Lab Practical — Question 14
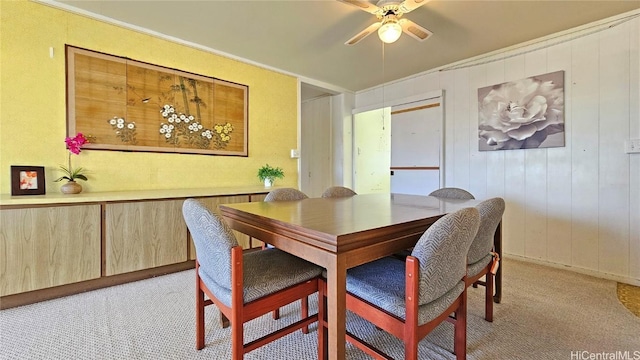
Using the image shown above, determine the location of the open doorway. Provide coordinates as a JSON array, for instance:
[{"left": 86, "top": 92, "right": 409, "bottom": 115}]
[
  {"left": 352, "top": 93, "right": 443, "bottom": 196},
  {"left": 353, "top": 108, "right": 391, "bottom": 194}
]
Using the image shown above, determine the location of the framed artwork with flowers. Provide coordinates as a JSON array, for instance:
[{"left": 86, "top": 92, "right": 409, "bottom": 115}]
[
  {"left": 11, "top": 166, "right": 46, "bottom": 196},
  {"left": 478, "top": 70, "right": 565, "bottom": 151},
  {"left": 65, "top": 45, "right": 248, "bottom": 156}
]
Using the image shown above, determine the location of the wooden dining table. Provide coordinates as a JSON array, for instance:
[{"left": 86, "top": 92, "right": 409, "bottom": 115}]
[{"left": 219, "top": 193, "right": 502, "bottom": 360}]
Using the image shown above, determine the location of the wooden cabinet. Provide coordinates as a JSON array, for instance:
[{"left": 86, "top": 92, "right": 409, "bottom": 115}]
[
  {"left": 0, "top": 187, "right": 271, "bottom": 308},
  {"left": 105, "top": 199, "right": 187, "bottom": 276},
  {"left": 0, "top": 205, "right": 101, "bottom": 296}
]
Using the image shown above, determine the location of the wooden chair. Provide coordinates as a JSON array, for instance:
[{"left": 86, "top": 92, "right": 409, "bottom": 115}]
[
  {"left": 182, "top": 199, "right": 322, "bottom": 359},
  {"left": 264, "top": 187, "right": 309, "bottom": 202},
  {"left": 428, "top": 187, "right": 475, "bottom": 200},
  {"left": 466, "top": 197, "right": 505, "bottom": 322},
  {"left": 262, "top": 187, "right": 311, "bottom": 328},
  {"left": 320, "top": 207, "right": 480, "bottom": 360},
  {"left": 393, "top": 187, "right": 475, "bottom": 260},
  {"left": 393, "top": 188, "right": 475, "bottom": 260},
  {"left": 321, "top": 186, "right": 357, "bottom": 198}
]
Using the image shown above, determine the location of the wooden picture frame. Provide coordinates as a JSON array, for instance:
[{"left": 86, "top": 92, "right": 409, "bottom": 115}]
[
  {"left": 66, "top": 45, "right": 248, "bottom": 156},
  {"left": 11, "top": 166, "right": 46, "bottom": 196}
]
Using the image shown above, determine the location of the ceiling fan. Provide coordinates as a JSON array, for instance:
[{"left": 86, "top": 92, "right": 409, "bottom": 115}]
[{"left": 338, "top": 0, "right": 433, "bottom": 45}]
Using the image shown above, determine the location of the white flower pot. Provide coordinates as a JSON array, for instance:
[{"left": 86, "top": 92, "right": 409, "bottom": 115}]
[{"left": 264, "top": 178, "right": 273, "bottom": 188}]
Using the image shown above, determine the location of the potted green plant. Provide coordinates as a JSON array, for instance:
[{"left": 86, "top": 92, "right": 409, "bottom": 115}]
[{"left": 257, "top": 164, "right": 284, "bottom": 188}]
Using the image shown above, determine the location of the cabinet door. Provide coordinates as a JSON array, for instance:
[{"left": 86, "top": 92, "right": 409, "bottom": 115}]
[
  {"left": 105, "top": 199, "right": 187, "bottom": 275},
  {"left": 249, "top": 194, "right": 267, "bottom": 202},
  {"left": 188, "top": 195, "right": 251, "bottom": 260},
  {"left": 0, "top": 205, "right": 101, "bottom": 296}
]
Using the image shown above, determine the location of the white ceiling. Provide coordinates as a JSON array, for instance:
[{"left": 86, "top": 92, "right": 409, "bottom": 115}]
[{"left": 50, "top": 0, "right": 640, "bottom": 94}]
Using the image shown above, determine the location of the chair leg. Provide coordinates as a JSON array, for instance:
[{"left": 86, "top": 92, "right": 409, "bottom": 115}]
[
  {"left": 454, "top": 290, "right": 467, "bottom": 360},
  {"left": 230, "top": 247, "right": 244, "bottom": 360},
  {"left": 196, "top": 283, "right": 205, "bottom": 350},
  {"left": 485, "top": 273, "right": 494, "bottom": 322},
  {"left": 404, "top": 307, "right": 418, "bottom": 360},
  {"left": 301, "top": 296, "right": 309, "bottom": 334},
  {"left": 404, "top": 336, "right": 419, "bottom": 360},
  {"left": 220, "top": 312, "right": 230, "bottom": 328},
  {"left": 231, "top": 319, "right": 243, "bottom": 360},
  {"left": 195, "top": 262, "right": 206, "bottom": 350},
  {"left": 318, "top": 279, "right": 327, "bottom": 360}
]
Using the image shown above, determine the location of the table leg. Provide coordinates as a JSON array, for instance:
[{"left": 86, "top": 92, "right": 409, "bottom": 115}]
[
  {"left": 326, "top": 255, "right": 347, "bottom": 360},
  {"left": 493, "top": 221, "right": 502, "bottom": 304}
]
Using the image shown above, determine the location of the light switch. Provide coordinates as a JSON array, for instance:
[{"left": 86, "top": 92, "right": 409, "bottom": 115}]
[
  {"left": 290, "top": 149, "right": 300, "bottom": 158},
  {"left": 625, "top": 139, "right": 640, "bottom": 154}
]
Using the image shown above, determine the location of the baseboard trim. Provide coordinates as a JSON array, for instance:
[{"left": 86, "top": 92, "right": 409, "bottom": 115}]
[
  {"left": 0, "top": 261, "right": 195, "bottom": 310},
  {"left": 504, "top": 254, "right": 640, "bottom": 287}
]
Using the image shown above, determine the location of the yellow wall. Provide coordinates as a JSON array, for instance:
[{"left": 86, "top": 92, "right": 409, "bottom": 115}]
[{"left": 0, "top": 1, "right": 299, "bottom": 194}]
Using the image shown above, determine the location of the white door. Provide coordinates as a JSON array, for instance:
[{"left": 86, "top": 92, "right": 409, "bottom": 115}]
[
  {"left": 353, "top": 108, "right": 391, "bottom": 194},
  {"left": 390, "top": 101, "right": 442, "bottom": 195},
  {"left": 301, "top": 96, "right": 332, "bottom": 197}
]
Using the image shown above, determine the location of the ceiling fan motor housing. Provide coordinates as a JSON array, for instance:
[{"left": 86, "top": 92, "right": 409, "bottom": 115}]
[
  {"left": 375, "top": 1, "right": 404, "bottom": 19},
  {"left": 340, "top": 0, "right": 432, "bottom": 45}
]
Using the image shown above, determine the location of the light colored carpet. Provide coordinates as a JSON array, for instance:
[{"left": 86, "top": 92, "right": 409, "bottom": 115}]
[{"left": 1, "top": 258, "right": 638, "bottom": 359}]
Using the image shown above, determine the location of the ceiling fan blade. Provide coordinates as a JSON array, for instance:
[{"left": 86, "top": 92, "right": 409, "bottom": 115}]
[
  {"left": 399, "top": 18, "right": 432, "bottom": 41},
  {"left": 398, "top": 0, "right": 431, "bottom": 14},
  {"left": 345, "top": 21, "right": 382, "bottom": 45},
  {"left": 337, "top": 0, "right": 383, "bottom": 16}
]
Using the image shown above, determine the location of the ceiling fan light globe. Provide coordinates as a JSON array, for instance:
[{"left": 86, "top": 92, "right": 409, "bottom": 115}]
[{"left": 378, "top": 22, "right": 402, "bottom": 43}]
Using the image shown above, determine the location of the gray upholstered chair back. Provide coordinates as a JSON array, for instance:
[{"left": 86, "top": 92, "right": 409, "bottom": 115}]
[
  {"left": 467, "top": 197, "right": 505, "bottom": 265},
  {"left": 411, "top": 207, "right": 480, "bottom": 305},
  {"left": 182, "top": 198, "right": 238, "bottom": 290},
  {"left": 264, "top": 188, "right": 309, "bottom": 202},
  {"left": 321, "top": 186, "right": 357, "bottom": 198},
  {"left": 428, "top": 187, "right": 475, "bottom": 200}
]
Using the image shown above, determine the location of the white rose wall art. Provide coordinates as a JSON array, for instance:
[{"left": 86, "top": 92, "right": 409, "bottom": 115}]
[{"left": 478, "top": 70, "right": 565, "bottom": 151}]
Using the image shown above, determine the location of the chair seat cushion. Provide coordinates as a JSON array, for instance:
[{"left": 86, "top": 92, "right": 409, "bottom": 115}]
[
  {"left": 346, "top": 257, "right": 465, "bottom": 325},
  {"left": 467, "top": 253, "right": 492, "bottom": 278},
  {"left": 200, "top": 248, "right": 323, "bottom": 307}
]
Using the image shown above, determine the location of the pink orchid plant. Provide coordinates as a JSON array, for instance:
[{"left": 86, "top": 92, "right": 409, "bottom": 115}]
[{"left": 55, "top": 133, "right": 89, "bottom": 182}]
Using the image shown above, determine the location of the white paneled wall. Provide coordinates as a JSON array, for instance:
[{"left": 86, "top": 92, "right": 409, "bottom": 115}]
[{"left": 353, "top": 12, "right": 640, "bottom": 285}]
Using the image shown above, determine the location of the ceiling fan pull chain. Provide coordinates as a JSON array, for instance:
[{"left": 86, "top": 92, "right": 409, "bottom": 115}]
[{"left": 381, "top": 42, "right": 386, "bottom": 130}]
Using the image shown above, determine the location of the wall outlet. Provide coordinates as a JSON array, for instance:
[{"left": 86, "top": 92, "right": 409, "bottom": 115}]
[{"left": 625, "top": 139, "right": 640, "bottom": 154}]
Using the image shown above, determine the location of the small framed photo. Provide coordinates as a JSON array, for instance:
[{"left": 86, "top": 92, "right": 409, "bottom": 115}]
[{"left": 11, "top": 166, "right": 46, "bottom": 196}]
